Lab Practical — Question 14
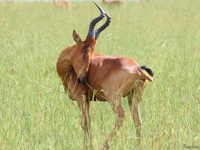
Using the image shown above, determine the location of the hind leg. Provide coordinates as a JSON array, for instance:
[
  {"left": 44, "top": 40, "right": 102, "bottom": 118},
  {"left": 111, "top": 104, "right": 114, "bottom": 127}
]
[
  {"left": 128, "top": 80, "right": 147, "bottom": 146},
  {"left": 102, "top": 96, "right": 125, "bottom": 150}
]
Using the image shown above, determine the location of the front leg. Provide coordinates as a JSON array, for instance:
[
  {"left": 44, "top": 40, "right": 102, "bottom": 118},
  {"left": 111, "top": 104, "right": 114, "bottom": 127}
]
[{"left": 76, "top": 94, "right": 93, "bottom": 150}]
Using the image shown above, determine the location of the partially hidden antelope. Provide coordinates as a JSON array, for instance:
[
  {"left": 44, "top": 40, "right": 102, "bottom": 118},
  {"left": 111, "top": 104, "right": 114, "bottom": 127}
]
[
  {"left": 53, "top": 0, "right": 70, "bottom": 8},
  {"left": 56, "top": 2, "right": 153, "bottom": 150},
  {"left": 102, "top": 0, "right": 124, "bottom": 5}
]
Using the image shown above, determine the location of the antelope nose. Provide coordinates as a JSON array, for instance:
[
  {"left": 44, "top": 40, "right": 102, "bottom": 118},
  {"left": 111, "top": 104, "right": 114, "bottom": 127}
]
[
  {"left": 77, "top": 78, "right": 86, "bottom": 85},
  {"left": 82, "top": 79, "right": 86, "bottom": 85},
  {"left": 77, "top": 78, "right": 82, "bottom": 84}
]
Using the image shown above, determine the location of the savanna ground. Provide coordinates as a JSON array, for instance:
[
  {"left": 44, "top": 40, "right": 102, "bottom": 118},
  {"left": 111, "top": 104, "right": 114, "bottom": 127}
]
[{"left": 0, "top": 0, "right": 200, "bottom": 149}]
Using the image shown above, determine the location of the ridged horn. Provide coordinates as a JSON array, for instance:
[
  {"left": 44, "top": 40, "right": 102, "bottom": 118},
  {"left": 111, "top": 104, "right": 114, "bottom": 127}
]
[{"left": 87, "top": 2, "right": 111, "bottom": 39}]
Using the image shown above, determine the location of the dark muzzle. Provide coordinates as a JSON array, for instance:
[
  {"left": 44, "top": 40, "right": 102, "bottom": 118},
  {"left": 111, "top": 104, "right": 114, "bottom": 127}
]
[{"left": 77, "top": 78, "right": 86, "bottom": 85}]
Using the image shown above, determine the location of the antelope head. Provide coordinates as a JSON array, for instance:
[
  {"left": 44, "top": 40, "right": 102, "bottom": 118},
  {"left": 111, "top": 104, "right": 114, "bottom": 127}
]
[{"left": 71, "top": 2, "right": 111, "bottom": 84}]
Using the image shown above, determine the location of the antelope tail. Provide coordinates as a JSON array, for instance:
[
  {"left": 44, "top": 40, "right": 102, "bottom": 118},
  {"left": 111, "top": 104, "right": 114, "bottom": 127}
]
[{"left": 138, "top": 66, "right": 154, "bottom": 82}]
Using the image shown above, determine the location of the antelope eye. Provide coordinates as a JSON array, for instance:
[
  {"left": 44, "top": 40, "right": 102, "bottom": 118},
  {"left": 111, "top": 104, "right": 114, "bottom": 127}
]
[{"left": 82, "top": 49, "right": 87, "bottom": 53}]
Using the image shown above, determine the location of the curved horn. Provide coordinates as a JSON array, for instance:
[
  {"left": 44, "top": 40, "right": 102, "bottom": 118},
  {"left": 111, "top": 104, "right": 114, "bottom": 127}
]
[
  {"left": 95, "top": 13, "right": 111, "bottom": 39},
  {"left": 94, "top": 1, "right": 105, "bottom": 15},
  {"left": 87, "top": 2, "right": 111, "bottom": 39}
]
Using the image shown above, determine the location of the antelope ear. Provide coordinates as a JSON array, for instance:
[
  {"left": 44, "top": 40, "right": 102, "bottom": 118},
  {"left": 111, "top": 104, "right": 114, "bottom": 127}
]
[{"left": 73, "top": 30, "right": 82, "bottom": 44}]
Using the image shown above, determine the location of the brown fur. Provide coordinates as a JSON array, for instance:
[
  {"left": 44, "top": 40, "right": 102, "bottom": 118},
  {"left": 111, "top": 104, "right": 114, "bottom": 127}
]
[
  {"left": 53, "top": 0, "right": 70, "bottom": 8},
  {"left": 102, "top": 0, "right": 124, "bottom": 5}
]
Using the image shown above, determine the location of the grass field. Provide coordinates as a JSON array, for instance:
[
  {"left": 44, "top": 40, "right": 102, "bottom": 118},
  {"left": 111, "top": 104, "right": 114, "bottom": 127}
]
[{"left": 0, "top": 0, "right": 200, "bottom": 149}]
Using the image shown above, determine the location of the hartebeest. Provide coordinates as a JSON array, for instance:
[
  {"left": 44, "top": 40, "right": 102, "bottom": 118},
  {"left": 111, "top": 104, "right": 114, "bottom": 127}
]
[
  {"left": 56, "top": 2, "right": 153, "bottom": 150},
  {"left": 53, "top": 0, "right": 70, "bottom": 8},
  {"left": 102, "top": 0, "right": 124, "bottom": 5}
]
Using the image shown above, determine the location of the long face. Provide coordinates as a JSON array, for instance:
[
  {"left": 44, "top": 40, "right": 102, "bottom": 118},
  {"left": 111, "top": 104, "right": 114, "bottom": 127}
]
[{"left": 71, "top": 30, "right": 97, "bottom": 84}]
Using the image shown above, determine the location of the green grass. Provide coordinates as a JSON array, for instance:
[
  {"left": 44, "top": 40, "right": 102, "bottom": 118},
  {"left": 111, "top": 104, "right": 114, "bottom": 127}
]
[{"left": 0, "top": 0, "right": 200, "bottom": 149}]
